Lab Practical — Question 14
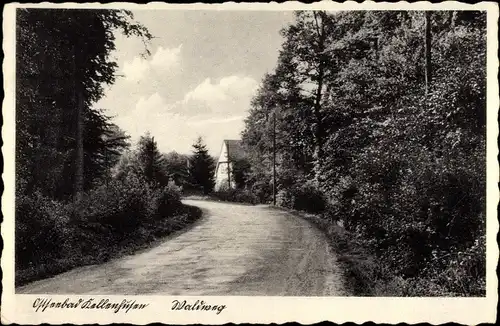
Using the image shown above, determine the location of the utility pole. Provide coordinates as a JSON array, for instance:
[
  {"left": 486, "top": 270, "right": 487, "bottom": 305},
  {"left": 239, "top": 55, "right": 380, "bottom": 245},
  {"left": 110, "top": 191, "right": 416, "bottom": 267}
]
[
  {"left": 272, "top": 110, "right": 277, "bottom": 206},
  {"left": 227, "top": 142, "right": 231, "bottom": 190},
  {"left": 425, "top": 11, "right": 432, "bottom": 97}
]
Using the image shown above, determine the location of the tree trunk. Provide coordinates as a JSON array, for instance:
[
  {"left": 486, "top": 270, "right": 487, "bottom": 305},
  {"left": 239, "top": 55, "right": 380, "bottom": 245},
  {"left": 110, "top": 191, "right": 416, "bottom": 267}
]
[
  {"left": 74, "top": 87, "right": 84, "bottom": 201},
  {"left": 272, "top": 111, "right": 277, "bottom": 205},
  {"left": 313, "top": 64, "right": 325, "bottom": 170},
  {"left": 227, "top": 142, "right": 231, "bottom": 189},
  {"left": 74, "top": 41, "right": 84, "bottom": 201},
  {"left": 312, "top": 11, "right": 327, "bottom": 185}
]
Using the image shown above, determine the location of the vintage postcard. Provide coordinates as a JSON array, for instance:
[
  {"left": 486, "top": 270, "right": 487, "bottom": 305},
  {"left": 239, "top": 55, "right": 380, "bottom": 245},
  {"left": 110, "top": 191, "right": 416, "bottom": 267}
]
[{"left": 1, "top": 1, "right": 498, "bottom": 324}]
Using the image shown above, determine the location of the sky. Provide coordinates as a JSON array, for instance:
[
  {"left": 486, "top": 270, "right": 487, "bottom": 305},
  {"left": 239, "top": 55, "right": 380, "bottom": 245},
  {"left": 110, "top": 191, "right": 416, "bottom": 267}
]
[{"left": 95, "top": 10, "right": 296, "bottom": 155}]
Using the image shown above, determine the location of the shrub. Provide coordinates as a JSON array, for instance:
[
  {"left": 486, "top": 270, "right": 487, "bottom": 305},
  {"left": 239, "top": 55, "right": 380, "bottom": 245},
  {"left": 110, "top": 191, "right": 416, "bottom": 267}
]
[
  {"left": 425, "top": 232, "right": 486, "bottom": 296},
  {"left": 276, "top": 181, "right": 326, "bottom": 213},
  {"left": 318, "top": 131, "right": 486, "bottom": 294},
  {"left": 16, "top": 174, "right": 202, "bottom": 286},
  {"left": 232, "top": 158, "right": 252, "bottom": 189},
  {"left": 211, "top": 188, "right": 258, "bottom": 204},
  {"left": 15, "top": 192, "right": 67, "bottom": 270},
  {"left": 250, "top": 179, "right": 272, "bottom": 203},
  {"left": 71, "top": 174, "right": 153, "bottom": 237},
  {"left": 154, "top": 181, "right": 183, "bottom": 218}
]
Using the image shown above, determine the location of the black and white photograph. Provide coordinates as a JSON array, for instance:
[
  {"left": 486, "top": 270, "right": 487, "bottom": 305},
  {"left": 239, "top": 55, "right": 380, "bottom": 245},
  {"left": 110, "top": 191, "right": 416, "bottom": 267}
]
[{"left": 1, "top": 2, "right": 498, "bottom": 325}]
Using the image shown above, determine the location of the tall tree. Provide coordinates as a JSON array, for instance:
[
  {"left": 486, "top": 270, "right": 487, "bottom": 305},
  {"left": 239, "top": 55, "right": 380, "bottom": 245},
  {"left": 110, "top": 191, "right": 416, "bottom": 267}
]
[
  {"left": 102, "top": 123, "right": 131, "bottom": 177},
  {"left": 188, "top": 137, "right": 215, "bottom": 195},
  {"left": 16, "top": 8, "right": 152, "bottom": 199},
  {"left": 242, "top": 11, "right": 354, "bottom": 194},
  {"left": 243, "top": 10, "right": 486, "bottom": 294},
  {"left": 137, "top": 133, "right": 167, "bottom": 187},
  {"left": 84, "top": 114, "right": 130, "bottom": 188},
  {"left": 241, "top": 72, "right": 315, "bottom": 199},
  {"left": 277, "top": 11, "right": 342, "bottom": 183}
]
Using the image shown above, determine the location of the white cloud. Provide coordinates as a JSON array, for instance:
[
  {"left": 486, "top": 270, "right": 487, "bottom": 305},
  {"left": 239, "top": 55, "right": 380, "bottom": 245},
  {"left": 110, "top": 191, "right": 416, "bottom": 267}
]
[
  {"left": 122, "top": 44, "right": 182, "bottom": 82},
  {"left": 122, "top": 57, "right": 150, "bottom": 82},
  {"left": 112, "top": 75, "right": 258, "bottom": 154},
  {"left": 184, "top": 76, "right": 258, "bottom": 103},
  {"left": 151, "top": 45, "right": 183, "bottom": 69},
  {"left": 178, "top": 75, "right": 259, "bottom": 115},
  {"left": 135, "top": 92, "right": 166, "bottom": 115},
  {"left": 187, "top": 115, "right": 245, "bottom": 126},
  {"left": 184, "top": 78, "right": 229, "bottom": 103}
]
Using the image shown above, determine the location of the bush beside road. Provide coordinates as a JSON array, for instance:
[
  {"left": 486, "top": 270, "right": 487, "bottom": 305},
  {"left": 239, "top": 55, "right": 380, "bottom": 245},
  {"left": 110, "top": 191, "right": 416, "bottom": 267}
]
[{"left": 15, "top": 175, "right": 202, "bottom": 287}]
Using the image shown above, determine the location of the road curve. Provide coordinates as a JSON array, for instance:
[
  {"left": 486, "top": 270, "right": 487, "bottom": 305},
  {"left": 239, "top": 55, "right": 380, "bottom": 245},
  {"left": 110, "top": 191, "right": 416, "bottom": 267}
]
[{"left": 17, "top": 200, "right": 346, "bottom": 296}]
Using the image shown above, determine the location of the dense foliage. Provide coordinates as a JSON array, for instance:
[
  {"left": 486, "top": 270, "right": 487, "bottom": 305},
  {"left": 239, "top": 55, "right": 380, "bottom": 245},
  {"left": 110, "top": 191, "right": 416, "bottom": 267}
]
[
  {"left": 15, "top": 171, "right": 201, "bottom": 286},
  {"left": 232, "top": 158, "right": 252, "bottom": 189},
  {"left": 16, "top": 134, "right": 200, "bottom": 286},
  {"left": 15, "top": 9, "right": 203, "bottom": 285},
  {"left": 241, "top": 11, "right": 486, "bottom": 296},
  {"left": 163, "top": 151, "right": 190, "bottom": 188},
  {"left": 16, "top": 8, "right": 151, "bottom": 199}
]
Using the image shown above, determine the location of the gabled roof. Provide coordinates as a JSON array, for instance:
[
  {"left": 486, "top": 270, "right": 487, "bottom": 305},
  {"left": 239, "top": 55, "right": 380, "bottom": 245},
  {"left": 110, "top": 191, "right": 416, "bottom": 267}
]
[{"left": 224, "top": 139, "right": 245, "bottom": 161}]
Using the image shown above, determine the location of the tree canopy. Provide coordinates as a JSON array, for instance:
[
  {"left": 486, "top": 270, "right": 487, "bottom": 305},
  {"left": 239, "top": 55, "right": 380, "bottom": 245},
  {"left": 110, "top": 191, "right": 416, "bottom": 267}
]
[
  {"left": 16, "top": 8, "right": 152, "bottom": 200},
  {"left": 242, "top": 10, "right": 486, "bottom": 295}
]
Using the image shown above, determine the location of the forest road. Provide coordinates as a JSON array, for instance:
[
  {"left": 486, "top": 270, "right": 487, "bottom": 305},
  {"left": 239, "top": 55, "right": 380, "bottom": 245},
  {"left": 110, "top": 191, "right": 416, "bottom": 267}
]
[{"left": 17, "top": 200, "right": 346, "bottom": 295}]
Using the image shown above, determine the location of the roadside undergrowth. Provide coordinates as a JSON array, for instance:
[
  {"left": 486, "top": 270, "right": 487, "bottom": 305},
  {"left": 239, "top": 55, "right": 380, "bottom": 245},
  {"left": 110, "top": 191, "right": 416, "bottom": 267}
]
[
  {"left": 270, "top": 206, "right": 391, "bottom": 296},
  {"left": 16, "top": 179, "right": 203, "bottom": 288}
]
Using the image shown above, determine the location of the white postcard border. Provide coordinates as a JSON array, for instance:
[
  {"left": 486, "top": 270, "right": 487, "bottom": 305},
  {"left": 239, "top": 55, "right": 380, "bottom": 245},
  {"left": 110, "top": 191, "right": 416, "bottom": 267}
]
[{"left": 2, "top": 1, "right": 498, "bottom": 324}]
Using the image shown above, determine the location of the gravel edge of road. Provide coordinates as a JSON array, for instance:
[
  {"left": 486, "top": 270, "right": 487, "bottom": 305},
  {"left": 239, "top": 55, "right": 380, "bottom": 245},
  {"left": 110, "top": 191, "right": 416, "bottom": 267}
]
[{"left": 265, "top": 205, "right": 377, "bottom": 296}]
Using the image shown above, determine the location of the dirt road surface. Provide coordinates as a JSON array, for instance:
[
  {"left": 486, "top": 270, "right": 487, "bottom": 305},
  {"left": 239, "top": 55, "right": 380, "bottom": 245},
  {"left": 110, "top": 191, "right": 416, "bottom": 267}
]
[{"left": 17, "top": 200, "right": 346, "bottom": 295}]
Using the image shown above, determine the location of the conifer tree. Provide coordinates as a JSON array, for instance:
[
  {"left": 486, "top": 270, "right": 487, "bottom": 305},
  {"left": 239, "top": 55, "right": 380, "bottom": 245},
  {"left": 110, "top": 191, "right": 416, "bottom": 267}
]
[
  {"left": 137, "top": 133, "right": 167, "bottom": 187},
  {"left": 188, "top": 137, "right": 215, "bottom": 194}
]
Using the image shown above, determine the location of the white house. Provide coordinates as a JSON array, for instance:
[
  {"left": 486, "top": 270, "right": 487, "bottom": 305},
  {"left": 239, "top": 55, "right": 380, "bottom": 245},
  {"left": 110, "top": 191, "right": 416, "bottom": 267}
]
[{"left": 214, "top": 139, "right": 245, "bottom": 191}]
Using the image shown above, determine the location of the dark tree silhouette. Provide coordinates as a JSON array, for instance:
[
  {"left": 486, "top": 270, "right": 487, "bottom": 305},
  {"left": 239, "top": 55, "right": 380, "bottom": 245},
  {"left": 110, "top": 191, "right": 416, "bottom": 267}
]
[
  {"left": 188, "top": 137, "right": 215, "bottom": 195},
  {"left": 16, "top": 8, "right": 151, "bottom": 200},
  {"left": 137, "top": 133, "right": 167, "bottom": 187}
]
